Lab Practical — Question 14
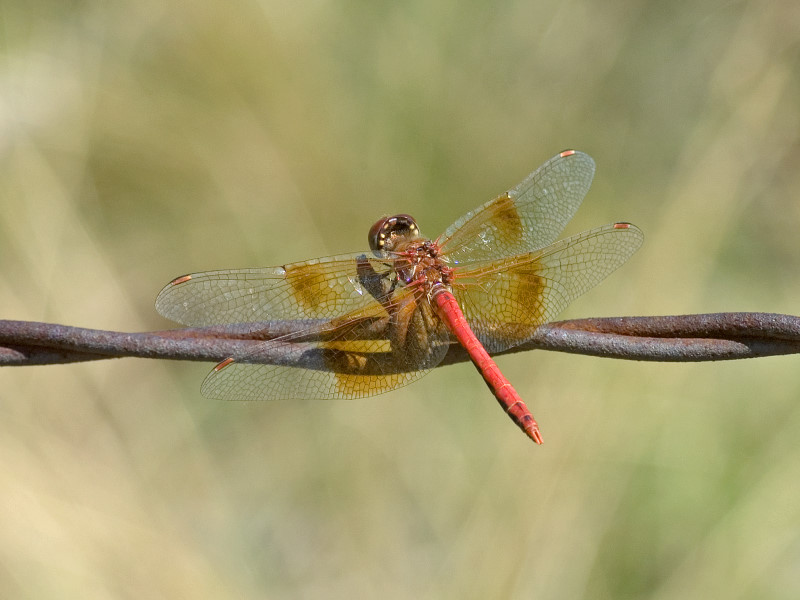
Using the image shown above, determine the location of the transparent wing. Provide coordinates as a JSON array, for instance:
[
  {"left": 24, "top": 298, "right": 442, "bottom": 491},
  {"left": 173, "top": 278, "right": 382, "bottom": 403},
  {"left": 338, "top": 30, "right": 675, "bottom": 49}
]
[
  {"left": 438, "top": 150, "right": 595, "bottom": 264},
  {"left": 155, "top": 253, "right": 398, "bottom": 326},
  {"left": 452, "top": 223, "right": 644, "bottom": 353},
  {"left": 155, "top": 255, "right": 452, "bottom": 400},
  {"left": 199, "top": 295, "right": 451, "bottom": 400}
]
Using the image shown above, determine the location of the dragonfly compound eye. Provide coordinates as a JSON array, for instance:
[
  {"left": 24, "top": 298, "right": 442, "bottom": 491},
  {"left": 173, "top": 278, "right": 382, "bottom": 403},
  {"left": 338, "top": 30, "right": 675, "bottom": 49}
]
[{"left": 368, "top": 214, "right": 420, "bottom": 254}]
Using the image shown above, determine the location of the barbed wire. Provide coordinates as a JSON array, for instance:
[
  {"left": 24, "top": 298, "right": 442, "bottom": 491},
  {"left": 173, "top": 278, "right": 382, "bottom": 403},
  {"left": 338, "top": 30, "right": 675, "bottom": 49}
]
[{"left": 1, "top": 312, "right": 798, "bottom": 370}]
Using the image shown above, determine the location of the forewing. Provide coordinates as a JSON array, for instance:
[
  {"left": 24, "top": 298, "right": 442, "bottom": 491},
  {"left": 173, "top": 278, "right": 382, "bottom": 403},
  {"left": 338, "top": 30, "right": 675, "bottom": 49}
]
[
  {"left": 438, "top": 150, "right": 595, "bottom": 264},
  {"left": 155, "top": 253, "right": 398, "bottom": 327},
  {"left": 452, "top": 223, "right": 643, "bottom": 353}
]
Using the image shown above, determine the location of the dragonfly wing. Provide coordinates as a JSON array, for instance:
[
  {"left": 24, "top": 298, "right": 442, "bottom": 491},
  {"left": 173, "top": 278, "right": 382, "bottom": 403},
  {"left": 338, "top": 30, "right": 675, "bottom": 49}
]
[
  {"left": 438, "top": 150, "right": 595, "bottom": 263},
  {"left": 452, "top": 223, "right": 643, "bottom": 353},
  {"left": 197, "top": 287, "right": 452, "bottom": 400},
  {"left": 155, "top": 253, "right": 399, "bottom": 327}
]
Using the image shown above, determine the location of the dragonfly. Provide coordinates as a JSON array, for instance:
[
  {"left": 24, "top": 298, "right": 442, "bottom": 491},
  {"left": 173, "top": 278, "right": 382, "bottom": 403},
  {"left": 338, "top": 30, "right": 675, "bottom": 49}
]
[{"left": 155, "top": 150, "right": 643, "bottom": 444}]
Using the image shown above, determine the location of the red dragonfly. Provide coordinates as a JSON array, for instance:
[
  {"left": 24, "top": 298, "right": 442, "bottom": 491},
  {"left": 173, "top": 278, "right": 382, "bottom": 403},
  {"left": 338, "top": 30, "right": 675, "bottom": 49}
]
[{"left": 156, "top": 150, "right": 642, "bottom": 444}]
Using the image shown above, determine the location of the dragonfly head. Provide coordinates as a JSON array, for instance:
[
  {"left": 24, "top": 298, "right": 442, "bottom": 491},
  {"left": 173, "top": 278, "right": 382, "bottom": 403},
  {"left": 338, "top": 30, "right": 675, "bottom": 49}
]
[{"left": 368, "top": 214, "right": 421, "bottom": 255}]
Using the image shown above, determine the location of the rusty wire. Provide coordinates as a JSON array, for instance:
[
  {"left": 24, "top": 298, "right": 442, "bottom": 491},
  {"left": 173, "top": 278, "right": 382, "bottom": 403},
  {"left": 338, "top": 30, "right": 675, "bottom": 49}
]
[{"left": 1, "top": 312, "right": 798, "bottom": 370}]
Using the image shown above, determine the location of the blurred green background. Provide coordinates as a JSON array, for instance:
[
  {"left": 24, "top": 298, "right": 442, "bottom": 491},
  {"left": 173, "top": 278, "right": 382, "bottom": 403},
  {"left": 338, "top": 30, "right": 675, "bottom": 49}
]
[{"left": 2, "top": 0, "right": 799, "bottom": 598}]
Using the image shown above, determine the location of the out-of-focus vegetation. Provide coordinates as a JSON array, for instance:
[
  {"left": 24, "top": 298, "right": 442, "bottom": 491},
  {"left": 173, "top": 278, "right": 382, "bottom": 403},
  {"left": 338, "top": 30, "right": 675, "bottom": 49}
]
[{"left": 1, "top": 1, "right": 799, "bottom": 597}]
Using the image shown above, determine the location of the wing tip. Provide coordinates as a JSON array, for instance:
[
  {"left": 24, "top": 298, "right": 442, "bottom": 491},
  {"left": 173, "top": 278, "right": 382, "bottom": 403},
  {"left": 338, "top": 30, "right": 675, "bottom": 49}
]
[
  {"left": 169, "top": 274, "right": 193, "bottom": 286},
  {"left": 214, "top": 357, "right": 236, "bottom": 372}
]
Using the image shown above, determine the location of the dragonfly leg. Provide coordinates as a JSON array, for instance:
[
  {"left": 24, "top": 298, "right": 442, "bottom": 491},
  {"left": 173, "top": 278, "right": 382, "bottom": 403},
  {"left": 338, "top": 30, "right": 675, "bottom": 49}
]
[{"left": 356, "top": 255, "right": 397, "bottom": 309}]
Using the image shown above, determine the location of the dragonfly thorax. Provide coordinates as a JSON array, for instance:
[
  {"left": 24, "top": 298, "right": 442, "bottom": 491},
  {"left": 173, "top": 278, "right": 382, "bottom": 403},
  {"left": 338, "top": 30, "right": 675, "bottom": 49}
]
[{"left": 393, "top": 239, "right": 455, "bottom": 297}]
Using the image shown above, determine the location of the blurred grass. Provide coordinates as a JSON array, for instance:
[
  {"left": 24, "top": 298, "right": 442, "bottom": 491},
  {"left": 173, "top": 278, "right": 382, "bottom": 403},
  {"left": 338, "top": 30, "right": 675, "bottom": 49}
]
[{"left": 1, "top": 0, "right": 800, "bottom": 598}]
